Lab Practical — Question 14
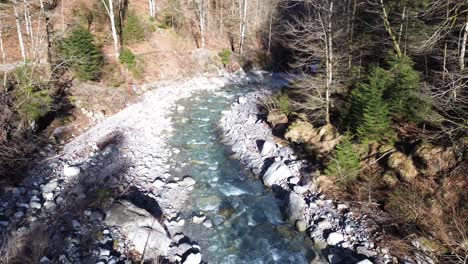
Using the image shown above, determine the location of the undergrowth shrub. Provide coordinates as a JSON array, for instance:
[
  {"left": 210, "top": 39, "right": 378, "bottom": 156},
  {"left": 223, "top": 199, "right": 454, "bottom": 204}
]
[
  {"left": 59, "top": 28, "right": 104, "bottom": 81},
  {"left": 13, "top": 66, "right": 53, "bottom": 122},
  {"left": 325, "top": 134, "right": 361, "bottom": 186},
  {"left": 262, "top": 93, "right": 293, "bottom": 116},
  {"left": 123, "top": 11, "right": 146, "bottom": 44},
  {"left": 119, "top": 48, "right": 145, "bottom": 79},
  {"left": 218, "top": 48, "right": 232, "bottom": 67},
  {"left": 119, "top": 48, "right": 136, "bottom": 69}
]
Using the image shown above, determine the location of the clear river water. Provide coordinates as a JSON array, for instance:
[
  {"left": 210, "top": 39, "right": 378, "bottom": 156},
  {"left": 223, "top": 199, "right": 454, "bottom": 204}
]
[{"left": 167, "top": 83, "right": 320, "bottom": 263}]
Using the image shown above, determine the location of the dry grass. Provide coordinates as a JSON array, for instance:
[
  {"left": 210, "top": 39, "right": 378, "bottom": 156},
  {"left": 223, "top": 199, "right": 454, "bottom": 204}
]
[
  {"left": 382, "top": 163, "right": 468, "bottom": 263},
  {"left": 0, "top": 228, "right": 50, "bottom": 264}
]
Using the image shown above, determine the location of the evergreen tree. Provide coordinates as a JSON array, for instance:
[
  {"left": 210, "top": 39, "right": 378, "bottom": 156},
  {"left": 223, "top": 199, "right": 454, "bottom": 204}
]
[
  {"left": 325, "top": 134, "right": 361, "bottom": 185},
  {"left": 386, "top": 55, "right": 431, "bottom": 123},
  {"left": 356, "top": 88, "right": 393, "bottom": 142},
  {"left": 59, "top": 28, "right": 104, "bottom": 81},
  {"left": 123, "top": 12, "right": 145, "bottom": 44},
  {"left": 343, "top": 67, "right": 392, "bottom": 130}
]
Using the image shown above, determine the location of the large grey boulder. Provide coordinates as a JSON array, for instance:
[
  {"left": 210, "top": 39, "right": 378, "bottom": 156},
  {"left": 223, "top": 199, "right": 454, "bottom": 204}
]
[
  {"left": 260, "top": 141, "right": 276, "bottom": 156},
  {"left": 104, "top": 200, "right": 171, "bottom": 256},
  {"left": 183, "top": 252, "right": 202, "bottom": 264},
  {"left": 262, "top": 161, "right": 292, "bottom": 187},
  {"left": 287, "top": 192, "right": 307, "bottom": 222}
]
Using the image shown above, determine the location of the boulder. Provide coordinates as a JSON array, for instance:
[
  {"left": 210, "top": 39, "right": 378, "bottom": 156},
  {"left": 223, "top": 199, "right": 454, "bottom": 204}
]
[
  {"left": 104, "top": 200, "right": 171, "bottom": 256},
  {"left": 414, "top": 143, "right": 457, "bottom": 176},
  {"left": 192, "top": 215, "right": 206, "bottom": 224},
  {"left": 287, "top": 192, "right": 307, "bottom": 222},
  {"left": 285, "top": 120, "right": 318, "bottom": 144},
  {"left": 183, "top": 252, "right": 202, "bottom": 264},
  {"left": 296, "top": 220, "right": 307, "bottom": 232},
  {"left": 181, "top": 176, "right": 196, "bottom": 186},
  {"left": 382, "top": 170, "right": 399, "bottom": 187},
  {"left": 42, "top": 181, "right": 58, "bottom": 193},
  {"left": 356, "top": 260, "right": 373, "bottom": 264},
  {"left": 262, "top": 161, "right": 293, "bottom": 187},
  {"left": 63, "top": 165, "right": 81, "bottom": 177},
  {"left": 267, "top": 110, "right": 288, "bottom": 127},
  {"left": 327, "top": 232, "right": 345, "bottom": 246},
  {"left": 387, "top": 152, "right": 418, "bottom": 181},
  {"left": 260, "top": 141, "right": 276, "bottom": 156}
]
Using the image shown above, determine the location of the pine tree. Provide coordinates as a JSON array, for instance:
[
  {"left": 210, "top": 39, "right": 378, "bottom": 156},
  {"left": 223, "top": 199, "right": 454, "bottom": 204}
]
[
  {"left": 59, "top": 28, "right": 104, "bottom": 81},
  {"left": 356, "top": 88, "right": 393, "bottom": 142},
  {"left": 123, "top": 12, "right": 145, "bottom": 44},
  {"left": 325, "top": 134, "right": 361, "bottom": 185},
  {"left": 386, "top": 55, "right": 430, "bottom": 123},
  {"left": 343, "top": 66, "right": 393, "bottom": 142}
]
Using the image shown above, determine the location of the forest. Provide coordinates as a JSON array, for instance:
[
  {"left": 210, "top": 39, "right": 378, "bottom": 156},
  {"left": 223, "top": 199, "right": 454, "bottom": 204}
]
[{"left": 0, "top": 0, "right": 467, "bottom": 263}]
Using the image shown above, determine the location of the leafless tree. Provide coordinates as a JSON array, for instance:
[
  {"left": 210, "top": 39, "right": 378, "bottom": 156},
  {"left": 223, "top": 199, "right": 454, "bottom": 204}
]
[
  {"left": 100, "top": 0, "right": 120, "bottom": 58},
  {"left": 281, "top": 0, "right": 347, "bottom": 125}
]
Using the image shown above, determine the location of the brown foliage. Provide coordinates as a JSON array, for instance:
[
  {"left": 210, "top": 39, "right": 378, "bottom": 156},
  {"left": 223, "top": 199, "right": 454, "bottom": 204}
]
[
  {"left": 0, "top": 228, "right": 50, "bottom": 264},
  {"left": 0, "top": 89, "right": 35, "bottom": 182}
]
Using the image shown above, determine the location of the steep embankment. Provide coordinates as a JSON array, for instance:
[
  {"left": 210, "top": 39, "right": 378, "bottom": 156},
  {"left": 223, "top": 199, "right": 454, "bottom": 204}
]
[{"left": 220, "top": 90, "right": 394, "bottom": 264}]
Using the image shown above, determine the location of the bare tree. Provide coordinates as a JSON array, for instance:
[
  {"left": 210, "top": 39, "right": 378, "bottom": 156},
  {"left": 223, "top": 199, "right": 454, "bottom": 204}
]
[
  {"left": 282, "top": 0, "right": 346, "bottom": 125},
  {"left": 378, "top": 0, "right": 403, "bottom": 58},
  {"left": 0, "top": 19, "right": 6, "bottom": 65},
  {"left": 100, "top": 0, "right": 120, "bottom": 58},
  {"left": 149, "top": 0, "right": 156, "bottom": 18},
  {"left": 195, "top": 0, "right": 207, "bottom": 48},
  {"left": 460, "top": 15, "right": 467, "bottom": 70},
  {"left": 12, "top": 0, "right": 27, "bottom": 63},
  {"left": 239, "top": 0, "right": 247, "bottom": 54}
]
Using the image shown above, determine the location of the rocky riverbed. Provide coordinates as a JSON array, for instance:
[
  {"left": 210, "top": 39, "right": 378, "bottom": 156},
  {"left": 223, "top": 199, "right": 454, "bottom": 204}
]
[
  {"left": 219, "top": 90, "right": 397, "bottom": 264},
  {"left": 0, "top": 72, "right": 262, "bottom": 263},
  {"left": 1, "top": 71, "right": 394, "bottom": 264}
]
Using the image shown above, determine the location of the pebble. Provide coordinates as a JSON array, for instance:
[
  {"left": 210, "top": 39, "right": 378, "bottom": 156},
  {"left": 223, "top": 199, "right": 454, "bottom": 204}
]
[
  {"left": 14, "top": 211, "right": 24, "bottom": 218},
  {"left": 30, "top": 201, "right": 42, "bottom": 209}
]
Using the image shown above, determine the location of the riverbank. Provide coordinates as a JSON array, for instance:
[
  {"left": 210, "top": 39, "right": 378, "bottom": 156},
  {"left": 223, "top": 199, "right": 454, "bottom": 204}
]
[
  {"left": 0, "top": 72, "right": 262, "bottom": 263},
  {"left": 219, "top": 88, "right": 395, "bottom": 264}
]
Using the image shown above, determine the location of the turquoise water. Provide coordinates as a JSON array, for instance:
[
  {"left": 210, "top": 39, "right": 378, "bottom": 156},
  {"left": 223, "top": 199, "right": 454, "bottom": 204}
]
[{"left": 169, "top": 85, "right": 316, "bottom": 263}]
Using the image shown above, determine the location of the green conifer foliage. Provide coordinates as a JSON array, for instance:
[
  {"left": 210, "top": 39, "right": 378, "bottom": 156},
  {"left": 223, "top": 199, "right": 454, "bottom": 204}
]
[
  {"left": 59, "top": 28, "right": 104, "bottom": 81},
  {"left": 325, "top": 134, "right": 361, "bottom": 185},
  {"left": 123, "top": 12, "right": 146, "bottom": 44},
  {"left": 386, "top": 55, "right": 431, "bottom": 123},
  {"left": 344, "top": 67, "right": 394, "bottom": 141}
]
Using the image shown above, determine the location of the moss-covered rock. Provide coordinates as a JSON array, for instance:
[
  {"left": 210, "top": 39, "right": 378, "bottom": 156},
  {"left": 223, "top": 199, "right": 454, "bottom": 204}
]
[
  {"left": 285, "top": 120, "right": 317, "bottom": 144},
  {"left": 414, "top": 142, "right": 457, "bottom": 177},
  {"left": 387, "top": 152, "right": 418, "bottom": 182}
]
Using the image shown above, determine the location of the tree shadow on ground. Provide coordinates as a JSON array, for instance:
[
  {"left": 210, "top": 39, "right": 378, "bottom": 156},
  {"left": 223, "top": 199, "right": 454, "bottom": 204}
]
[{"left": 0, "top": 130, "right": 167, "bottom": 263}]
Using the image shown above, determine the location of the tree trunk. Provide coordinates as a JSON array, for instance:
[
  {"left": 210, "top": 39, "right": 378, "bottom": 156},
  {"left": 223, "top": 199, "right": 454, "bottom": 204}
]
[
  {"left": 0, "top": 23, "right": 6, "bottom": 65},
  {"left": 267, "top": 4, "right": 273, "bottom": 54},
  {"left": 379, "top": 0, "right": 403, "bottom": 58},
  {"left": 101, "top": 0, "right": 120, "bottom": 58},
  {"left": 197, "top": 0, "right": 206, "bottom": 48},
  {"left": 62, "top": 0, "right": 65, "bottom": 31},
  {"left": 149, "top": 0, "right": 156, "bottom": 18},
  {"left": 347, "top": 0, "right": 356, "bottom": 70},
  {"left": 239, "top": 0, "right": 247, "bottom": 54},
  {"left": 23, "top": 0, "right": 34, "bottom": 45},
  {"left": 13, "top": 1, "right": 27, "bottom": 63},
  {"left": 460, "top": 15, "right": 467, "bottom": 71},
  {"left": 325, "top": 1, "right": 334, "bottom": 125}
]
